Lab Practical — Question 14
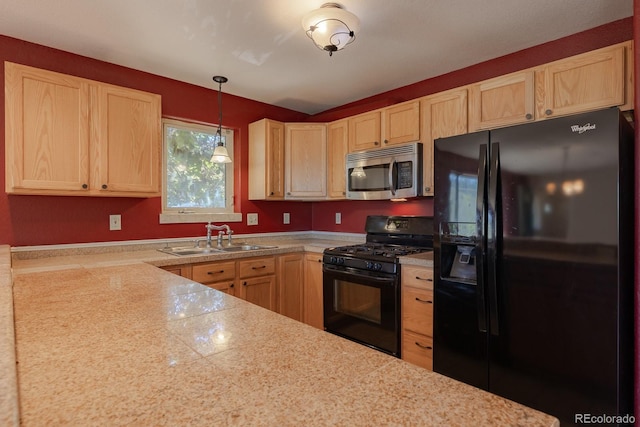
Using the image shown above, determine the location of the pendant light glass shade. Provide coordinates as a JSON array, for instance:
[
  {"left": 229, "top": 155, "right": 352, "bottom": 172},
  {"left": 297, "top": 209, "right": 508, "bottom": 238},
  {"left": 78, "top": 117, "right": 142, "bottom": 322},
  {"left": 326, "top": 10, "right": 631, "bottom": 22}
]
[
  {"left": 211, "top": 75, "right": 232, "bottom": 164},
  {"left": 302, "top": 3, "right": 359, "bottom": 56}
]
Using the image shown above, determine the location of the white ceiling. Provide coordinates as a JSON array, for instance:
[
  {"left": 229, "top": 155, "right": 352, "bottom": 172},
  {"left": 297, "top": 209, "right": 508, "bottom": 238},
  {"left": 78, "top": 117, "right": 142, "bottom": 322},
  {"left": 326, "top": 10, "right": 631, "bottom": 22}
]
[{"left": 0, "top": 0, "right": 633, "bottom": 115}]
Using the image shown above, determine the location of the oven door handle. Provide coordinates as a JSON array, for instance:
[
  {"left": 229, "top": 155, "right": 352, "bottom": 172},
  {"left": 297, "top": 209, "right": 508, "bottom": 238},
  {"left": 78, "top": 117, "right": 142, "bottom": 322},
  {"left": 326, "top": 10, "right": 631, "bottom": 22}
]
[{"left": 323, "top": 266, "right": 396, "bottom": 286}]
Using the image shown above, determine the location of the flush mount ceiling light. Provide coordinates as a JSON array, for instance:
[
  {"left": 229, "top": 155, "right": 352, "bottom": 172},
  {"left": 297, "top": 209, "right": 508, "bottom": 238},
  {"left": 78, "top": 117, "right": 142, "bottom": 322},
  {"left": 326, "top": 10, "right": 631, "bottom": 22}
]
[
  {"left": 211, "top": 75, "right": 232, "bottom": 164},
  {"left": 302, "top": 3, "right": 360, "bottom": 56}
]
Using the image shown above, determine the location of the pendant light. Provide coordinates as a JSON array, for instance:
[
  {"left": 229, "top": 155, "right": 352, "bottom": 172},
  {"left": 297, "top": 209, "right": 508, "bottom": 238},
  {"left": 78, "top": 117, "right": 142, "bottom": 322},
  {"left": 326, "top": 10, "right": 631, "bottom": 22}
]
[
  {"left": 211, "top": 75, "right": 232, "bottom": 163},
  {"left": 301, "top": 3, "right": 359, "bottom": 57}
]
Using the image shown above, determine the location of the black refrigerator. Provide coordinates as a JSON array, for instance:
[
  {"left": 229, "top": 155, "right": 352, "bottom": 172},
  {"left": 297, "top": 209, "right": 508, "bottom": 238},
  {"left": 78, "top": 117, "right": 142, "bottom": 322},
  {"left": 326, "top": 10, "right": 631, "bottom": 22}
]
[{"left": 433, "top": 108, "right": 634, "bottom": 426}]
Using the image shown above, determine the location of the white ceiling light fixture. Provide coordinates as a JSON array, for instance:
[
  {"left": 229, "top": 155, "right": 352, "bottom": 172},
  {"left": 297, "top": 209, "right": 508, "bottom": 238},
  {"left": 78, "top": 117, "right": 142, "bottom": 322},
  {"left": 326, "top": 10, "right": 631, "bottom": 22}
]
[
  {"left": 211, "top": 75, "right": 232, "bottom": 164},
  {"left": 302, "top": 3, "right": 360, "bottom": 57}
]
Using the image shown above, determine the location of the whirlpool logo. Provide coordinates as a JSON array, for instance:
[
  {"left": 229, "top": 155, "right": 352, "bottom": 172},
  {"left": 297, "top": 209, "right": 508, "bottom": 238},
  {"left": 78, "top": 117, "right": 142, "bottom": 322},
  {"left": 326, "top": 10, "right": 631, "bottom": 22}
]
[{"left": 571, "top": 123, "right": 596, "bottom": 134}]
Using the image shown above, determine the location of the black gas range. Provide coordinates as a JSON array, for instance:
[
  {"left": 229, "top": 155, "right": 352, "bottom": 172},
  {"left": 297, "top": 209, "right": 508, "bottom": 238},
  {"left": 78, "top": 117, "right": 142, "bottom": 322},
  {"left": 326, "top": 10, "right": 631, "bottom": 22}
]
[{"left": 322, "top": 215, "right": 434, "bottom": 357}]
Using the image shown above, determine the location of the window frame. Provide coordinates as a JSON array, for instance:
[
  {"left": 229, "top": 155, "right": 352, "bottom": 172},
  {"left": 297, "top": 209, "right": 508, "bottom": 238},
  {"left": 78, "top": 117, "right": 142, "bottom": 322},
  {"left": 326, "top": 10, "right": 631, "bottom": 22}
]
[{"left": 159, "top": 118, "right": 241, "bottom": 224}]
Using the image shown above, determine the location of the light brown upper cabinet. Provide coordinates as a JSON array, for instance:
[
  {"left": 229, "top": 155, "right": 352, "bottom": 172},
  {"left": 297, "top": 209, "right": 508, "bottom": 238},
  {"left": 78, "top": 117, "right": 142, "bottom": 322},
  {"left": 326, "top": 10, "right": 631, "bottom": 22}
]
[
  {"left": 284, "top": 123, "right": 327, "bottom": 199},
  {"left": 420, "top": 88, "right": 468, "bottom": 196},
  {"left": 327, "top": 119, "right": 348, "bottom": 199},
  {"left": 382, "top": 100, "right": 420, "bottom": 146},
  {"left": 248, "top": 118, "right": 285, "bottom": 200},
  {"left": 536, "top": 42, "right": 632, "bottom": 119},
  {"left": 468, "top": 71, "right": 535, "bottom": 131},
  {"left": 348, "top": 110, "right": 381, "bottom": 152},
  {"left": 348, "top": 101, "right": 421, "bottom": 153},
  {"left": 5, "top": 62, "right": 161, "bottom": 197}
]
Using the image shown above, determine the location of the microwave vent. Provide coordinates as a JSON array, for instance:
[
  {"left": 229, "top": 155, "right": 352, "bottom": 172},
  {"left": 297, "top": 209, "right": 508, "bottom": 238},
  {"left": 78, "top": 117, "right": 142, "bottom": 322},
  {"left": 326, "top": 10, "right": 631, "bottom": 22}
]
[{"left": 347, "top": 142, "right": 421, "bottom": 162}]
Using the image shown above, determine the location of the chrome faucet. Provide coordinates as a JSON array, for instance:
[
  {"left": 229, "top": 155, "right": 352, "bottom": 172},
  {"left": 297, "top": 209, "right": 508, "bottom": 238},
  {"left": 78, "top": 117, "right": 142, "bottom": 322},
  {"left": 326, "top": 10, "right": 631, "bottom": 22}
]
[{"left": 205, "top": 222, "right": 232, "bottom": 247}]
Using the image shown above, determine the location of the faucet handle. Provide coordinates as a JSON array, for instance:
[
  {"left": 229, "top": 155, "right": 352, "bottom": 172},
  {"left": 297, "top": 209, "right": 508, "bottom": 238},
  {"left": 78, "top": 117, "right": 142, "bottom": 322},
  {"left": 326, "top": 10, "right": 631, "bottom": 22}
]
[{"left": 227, "top": 230, "right": 234, "bottom": 244}]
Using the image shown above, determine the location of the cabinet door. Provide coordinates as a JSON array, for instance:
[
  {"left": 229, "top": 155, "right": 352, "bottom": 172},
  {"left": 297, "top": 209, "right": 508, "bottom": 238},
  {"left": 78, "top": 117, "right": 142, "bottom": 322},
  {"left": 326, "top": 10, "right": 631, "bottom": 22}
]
[
  {"left": 402, "top": 287, "right": 434, "bottom": 336},
  {"left": 382, "top": 101, "right": 420, "bottom": 146},
  {"left": 94, "top": 83, "right": 161, "bottom": 196},
  {"left": 284, "top": 123, "right": 327, "bottom": 199},
  {"left": 192, "top": 261, "right": 236, "bottom": 284},
  {"left": 348, "top": 111, "right": 381, "bottom": 152},
  {"left": 402, "top": 330, "right": 433, "bottom": 370},
  {"left": 327, "top": 119, "right": 348, "bottom": 199},
  {"left": 240, "top": 275, "right": 276, "bottom": 311},
  {"left": 5, "top": 62, "right": 90, "bottom": 194},
  {"left": 248, "top": 119, "right": 285, "bottom": 200},
  {"left": 161, "top": 264, "right": 193, "bottom": 279},
  {"left": 469, "top": 71, "right": 535, "bottom": 131},
  {"left": 303, "top": 253, "right": 324, "bottom": 330},
  {"left": 204, "top": 281, "right": 236, "bottom": 296},
  {"left": 238, "top": 256, "right": 276, "bottom": 279},
  {"left": 536, "top": 43, "right": 626, "bottom": 119},
  {"left": 277, "top": 253, "right": 304, "bottom": 321},
  {"left": 420, "top": 88, "right": 468, "bottom": 196}
]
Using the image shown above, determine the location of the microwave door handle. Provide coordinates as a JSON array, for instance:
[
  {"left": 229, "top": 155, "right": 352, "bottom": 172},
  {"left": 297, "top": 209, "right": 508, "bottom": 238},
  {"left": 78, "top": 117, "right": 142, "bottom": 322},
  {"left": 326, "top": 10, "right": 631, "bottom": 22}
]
[{"left": 389, "top": 159, "right": 397, "bottom": 195}]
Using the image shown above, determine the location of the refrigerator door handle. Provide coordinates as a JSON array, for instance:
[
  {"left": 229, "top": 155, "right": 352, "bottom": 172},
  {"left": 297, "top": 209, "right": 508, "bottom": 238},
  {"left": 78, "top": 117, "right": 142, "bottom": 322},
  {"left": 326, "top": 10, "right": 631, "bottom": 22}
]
[
  {"left": 476, "top": 144, "right": 488, "bottom": 333},
  {"left": 488, "top": 142, "right": 500, "bottom": 336}
]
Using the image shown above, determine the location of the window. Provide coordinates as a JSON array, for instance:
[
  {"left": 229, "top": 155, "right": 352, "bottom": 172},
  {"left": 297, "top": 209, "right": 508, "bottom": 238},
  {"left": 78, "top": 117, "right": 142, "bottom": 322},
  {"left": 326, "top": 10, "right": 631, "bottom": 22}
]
[{"left": 160, "top": 118, "right": 240, "bottom": 224}]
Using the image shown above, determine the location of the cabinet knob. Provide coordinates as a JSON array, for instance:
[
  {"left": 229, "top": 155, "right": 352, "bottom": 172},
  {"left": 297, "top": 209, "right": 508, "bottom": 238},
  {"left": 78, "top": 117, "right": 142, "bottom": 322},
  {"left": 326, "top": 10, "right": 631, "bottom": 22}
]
[
  {"left": 545, "top": 109, "right": 552, "bottom": 116},
  {"left": 270, "top": 191, "right": 274, "bottom": 195},
  {"left": 82, "top": 184, "right": 88, "bottom": 189},
  {"left": 374, "top": 141, "right": 379, "bottom": 145},
  {"left": 229, "top": 283, "right": 234, "bottom": 288},
  {"left": 101, "top": 184, "right": 108, "bottom": 189},
  {"left": 243, "top": 281, "right": 247, "bottom": 286},
  {"left": 287, "top": 192, "right": 291, "bottom": 195},
  {"left": 525, "top": 113, "right": 533, "bottom": 120},
  {"left": 383, "top": 139, "right": 388, "bottom": 144},
  {"left": 425, "top": 187, "right": 431, "bottom": 192}
]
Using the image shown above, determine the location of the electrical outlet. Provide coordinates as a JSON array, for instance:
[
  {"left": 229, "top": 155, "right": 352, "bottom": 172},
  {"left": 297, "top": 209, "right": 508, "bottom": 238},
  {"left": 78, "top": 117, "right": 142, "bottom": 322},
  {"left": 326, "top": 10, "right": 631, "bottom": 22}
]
[
  {"left": 335, "top": 212, "right": 342, "bottom": 225},
  {"left": 247, "top": 213, "right": 258, "bottom": 226},
  {"left": 283, "top": 212, "right": 290, "bottom": 224},
  {"left": 109, "top": 214, "right": 122, "bottom": 231}
]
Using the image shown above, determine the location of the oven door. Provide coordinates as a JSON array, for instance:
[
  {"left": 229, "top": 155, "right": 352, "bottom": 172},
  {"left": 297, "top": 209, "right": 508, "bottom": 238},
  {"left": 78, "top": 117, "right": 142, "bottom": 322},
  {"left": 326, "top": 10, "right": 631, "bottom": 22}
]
[{"left": 323, "top": 264, "right": 400, "bottom": 357}]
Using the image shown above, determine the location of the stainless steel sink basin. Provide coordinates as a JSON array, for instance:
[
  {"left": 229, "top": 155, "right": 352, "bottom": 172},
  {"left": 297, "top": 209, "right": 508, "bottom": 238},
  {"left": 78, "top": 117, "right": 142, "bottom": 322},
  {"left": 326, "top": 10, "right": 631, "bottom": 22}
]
[
  {"left": 158, "top": 246, "right": 222, "bottom": 256},
  {"left": 159, "top": 244, "right": 277, "bottom": 256},
  {"left": 219, "top": 244, "right": 277, "bottom": 252}
]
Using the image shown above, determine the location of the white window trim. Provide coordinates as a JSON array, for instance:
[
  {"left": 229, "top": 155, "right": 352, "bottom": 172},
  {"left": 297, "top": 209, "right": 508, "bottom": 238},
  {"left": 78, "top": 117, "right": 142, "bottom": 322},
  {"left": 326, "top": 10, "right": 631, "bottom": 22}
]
[{"left": 160, "top": 118, "right": 240, "bottom": 224}]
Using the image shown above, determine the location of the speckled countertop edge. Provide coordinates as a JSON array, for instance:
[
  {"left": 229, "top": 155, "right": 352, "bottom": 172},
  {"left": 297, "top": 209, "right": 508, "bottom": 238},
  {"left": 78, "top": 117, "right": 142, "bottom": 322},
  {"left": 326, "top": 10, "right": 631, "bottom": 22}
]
[{"left": 0, "top": 245, "right": 19, "bottom": 427}]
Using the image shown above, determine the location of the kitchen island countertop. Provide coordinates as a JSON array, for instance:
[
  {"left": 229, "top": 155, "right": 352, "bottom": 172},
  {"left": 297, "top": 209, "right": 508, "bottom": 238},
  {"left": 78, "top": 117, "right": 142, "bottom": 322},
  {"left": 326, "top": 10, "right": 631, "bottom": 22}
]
[{"left": 4, "top": 240, "right": 558, "bottom": 426}]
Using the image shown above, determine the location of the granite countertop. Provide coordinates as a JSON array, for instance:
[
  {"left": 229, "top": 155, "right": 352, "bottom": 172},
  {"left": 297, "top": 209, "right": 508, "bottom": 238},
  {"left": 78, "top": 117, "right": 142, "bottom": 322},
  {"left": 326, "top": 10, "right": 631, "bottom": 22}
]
[{"left": 3, "top": 238, "right": 556, "bottom": 426}]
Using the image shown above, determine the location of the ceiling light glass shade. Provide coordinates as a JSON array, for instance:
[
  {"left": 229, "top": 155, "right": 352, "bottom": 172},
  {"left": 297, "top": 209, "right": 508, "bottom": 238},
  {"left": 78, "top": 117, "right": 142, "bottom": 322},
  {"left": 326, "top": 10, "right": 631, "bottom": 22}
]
[
  {"left": 302, "top": 3, "right": 360, "bottom": 56},
  {"left": 211, "top": 143, "right": 232, "bottom": 163}
]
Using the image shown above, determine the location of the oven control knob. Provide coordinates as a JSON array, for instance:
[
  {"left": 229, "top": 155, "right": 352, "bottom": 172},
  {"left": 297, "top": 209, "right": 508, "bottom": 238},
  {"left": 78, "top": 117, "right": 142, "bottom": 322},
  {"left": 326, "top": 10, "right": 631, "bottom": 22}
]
[{"left": 374, "top": 263, "right": 382, "bottom": 271}]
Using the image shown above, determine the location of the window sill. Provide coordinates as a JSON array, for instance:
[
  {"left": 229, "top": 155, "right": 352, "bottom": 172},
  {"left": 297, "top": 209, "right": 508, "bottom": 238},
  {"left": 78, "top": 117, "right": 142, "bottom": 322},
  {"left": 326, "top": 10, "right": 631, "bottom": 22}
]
[{"left": 159, "top": 212, "right": 243, "bottom": 224}]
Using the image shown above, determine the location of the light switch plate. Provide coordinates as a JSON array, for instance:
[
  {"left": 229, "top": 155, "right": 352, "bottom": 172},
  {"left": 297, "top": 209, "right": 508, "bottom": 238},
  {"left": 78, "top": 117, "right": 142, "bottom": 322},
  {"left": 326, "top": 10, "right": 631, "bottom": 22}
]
[
  {"left": 283, "top": 212, "right": 290, "bottom": 224},
  {"left": 109, "top": 214, "right": 122, "bottom": 231},
  {"left": 335, "top": 212, "right": 342, "bottom": 225},
  {"left": 247, "top": 213, "right": 258, "bottom": 226}
]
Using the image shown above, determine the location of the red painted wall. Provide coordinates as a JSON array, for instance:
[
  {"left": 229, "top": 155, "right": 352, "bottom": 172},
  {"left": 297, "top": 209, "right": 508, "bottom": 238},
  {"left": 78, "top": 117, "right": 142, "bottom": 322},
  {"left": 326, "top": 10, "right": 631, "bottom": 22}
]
[
  {"left": 310, "top": 17, "right": 633, "bottom": 233},
  {"left": 0, "top": 17, "right": 634, "bottom": 246},
  {"left": 0, "top": 36, "right": 310, "bottom": 246}
]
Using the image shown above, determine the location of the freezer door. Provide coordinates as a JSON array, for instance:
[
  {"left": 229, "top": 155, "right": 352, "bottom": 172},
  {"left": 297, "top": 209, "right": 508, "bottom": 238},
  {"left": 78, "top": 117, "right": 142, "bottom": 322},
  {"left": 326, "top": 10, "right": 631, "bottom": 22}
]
[
  {"left": 433, "top": 132, "right": 489, "bottom": 390},
  {"left": 488, "top": 108, "right": 633, "bottom": 425}
]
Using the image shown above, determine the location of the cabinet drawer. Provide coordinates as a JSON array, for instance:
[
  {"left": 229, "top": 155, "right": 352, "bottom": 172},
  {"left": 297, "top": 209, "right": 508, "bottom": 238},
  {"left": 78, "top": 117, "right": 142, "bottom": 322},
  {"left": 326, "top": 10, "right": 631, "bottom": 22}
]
[
  {"left": 402, "top": 266, "right": 434, "bottom": 290},
  {"left": 238, "top": 256, "right": 276, "bottom": 278},
  {"left": 402, "top": 287, "right": 433, "bottom": 336},
  {"left": 192, "top": 261, "right": 236, "bottom": 283},
  {"left": 402, "top": 330, "right": 433, "bottom": 370}
]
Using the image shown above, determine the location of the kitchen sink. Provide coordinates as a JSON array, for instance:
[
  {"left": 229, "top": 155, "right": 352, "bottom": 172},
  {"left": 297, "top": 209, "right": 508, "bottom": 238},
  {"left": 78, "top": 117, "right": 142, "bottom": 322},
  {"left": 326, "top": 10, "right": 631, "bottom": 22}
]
[
  {"left": 219, "top": 244, "right": 277, "bottom": 252},
  {"left": 159, "top": 244, "right": 277, "bottom": 256},
  {"left": 158, "top": 246, "right": 222, "bottom": 256}
]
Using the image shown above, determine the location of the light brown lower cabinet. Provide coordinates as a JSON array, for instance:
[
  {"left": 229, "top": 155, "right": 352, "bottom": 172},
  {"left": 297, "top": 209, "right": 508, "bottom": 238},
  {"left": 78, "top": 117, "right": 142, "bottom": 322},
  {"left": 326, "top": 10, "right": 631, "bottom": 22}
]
[
  {"left": 277, "top": 253, "right": 304, "bottom": 321},
  {"left": 401, "top": 265, "right": 434, "bottom": 370},
  {"left": 303, "top": 253, "right": 324, "bottom": 330},
  {"left": 161, "top": 252, "right": 324, "bottom": 326}
]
